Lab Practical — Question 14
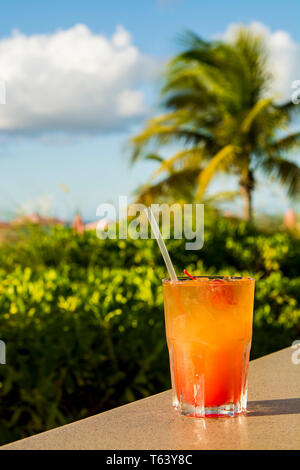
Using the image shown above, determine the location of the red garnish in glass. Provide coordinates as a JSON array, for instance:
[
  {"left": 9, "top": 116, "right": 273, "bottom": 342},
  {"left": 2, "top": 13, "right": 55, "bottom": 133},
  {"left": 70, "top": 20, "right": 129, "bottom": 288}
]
[
  {"left": 184, "top": 269, "right": 197, "bottom": 280},
  {"left": 209, "top": 278, "right": 236, "bottom": 308}
]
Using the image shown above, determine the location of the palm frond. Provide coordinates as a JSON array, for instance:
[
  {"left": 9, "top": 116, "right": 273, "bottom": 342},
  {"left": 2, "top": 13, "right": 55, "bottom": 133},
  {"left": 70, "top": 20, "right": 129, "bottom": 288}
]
[
  {"left": 268, "top": 132, "right": 300, "bottom": 154},
  {"left": 176, "top": 29, "right": 210, "bottom": 51},
  {"left": 151, "top": 148, "right": 206, "bottom": 180},
  {"left": 203, "top": 190, "right": 240, "bottom": 204},
  {"left": 261, "top": 156, "right": 300, "bottom": 198},
  {"left": 196, "top": 145, "right": 239, "bottom": 200},
  {"left": 275, "top": 100, "right": 300, "bottom": 117},
  {"left": 144, "top": 153, "right": 165, "bottom": 163},
  {"left": 241, "top": 98, "right": 272, "bottom": 133},
  {"left": 135, "top": 168, "right": 199, "bottom": 205},
  {"left": 130, "top": 111, "right": 215, "bottom": 163}
]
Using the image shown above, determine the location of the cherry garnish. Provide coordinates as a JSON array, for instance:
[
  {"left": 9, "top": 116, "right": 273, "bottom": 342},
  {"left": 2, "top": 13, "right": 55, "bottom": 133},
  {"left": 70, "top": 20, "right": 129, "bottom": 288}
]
[{"left": 184, "top": 269, "right": 197, "bottom": 280}]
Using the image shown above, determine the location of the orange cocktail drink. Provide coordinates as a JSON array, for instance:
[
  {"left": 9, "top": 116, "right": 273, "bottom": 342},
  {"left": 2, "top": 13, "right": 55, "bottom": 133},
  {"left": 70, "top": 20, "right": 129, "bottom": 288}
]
[{"left": 163, "top": 276, "right": 255, "bottom": 417}]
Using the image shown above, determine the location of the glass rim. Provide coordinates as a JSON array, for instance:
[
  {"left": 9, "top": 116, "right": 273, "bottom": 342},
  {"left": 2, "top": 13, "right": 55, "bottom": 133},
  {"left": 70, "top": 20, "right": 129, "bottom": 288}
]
[{"left": 162, "top": 275, "right": 255, "bottom": 284}]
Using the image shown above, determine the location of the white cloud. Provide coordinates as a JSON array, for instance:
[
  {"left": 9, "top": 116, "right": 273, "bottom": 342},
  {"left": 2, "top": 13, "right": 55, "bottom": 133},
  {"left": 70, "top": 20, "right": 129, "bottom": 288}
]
[
  {"left": 222, "top": 22, "right": 300, "bottom": 102},
  {"left": 0, "top": 24, "right": 158, "bottom": 135}
]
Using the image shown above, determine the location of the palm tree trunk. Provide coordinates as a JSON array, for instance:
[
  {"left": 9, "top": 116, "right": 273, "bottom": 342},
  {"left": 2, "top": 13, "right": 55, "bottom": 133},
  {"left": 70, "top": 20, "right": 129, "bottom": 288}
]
[
  {"left": 240, "top": 184, "right": 252, "bottom": 221},
  {"left": 239, "top": 170, "right": 255, "bottom": 222}
]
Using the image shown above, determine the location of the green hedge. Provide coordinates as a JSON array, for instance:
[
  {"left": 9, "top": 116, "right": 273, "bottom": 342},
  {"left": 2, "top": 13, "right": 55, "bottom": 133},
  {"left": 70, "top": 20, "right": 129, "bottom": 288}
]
[
  {"left": 0, "top": 219, "right": 299, "bottom": 444},
  {"left": 1, "top": 219, "right": 299, "bottom": 276},
  {"left": 0, "top": 265, "right": 168, "bottom": 444}
]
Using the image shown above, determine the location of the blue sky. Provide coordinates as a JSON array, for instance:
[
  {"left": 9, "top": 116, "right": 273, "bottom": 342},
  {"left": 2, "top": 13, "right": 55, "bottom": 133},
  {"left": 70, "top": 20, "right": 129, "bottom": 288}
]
[{"left": 1, "top": 0, "right": 300, "bottom": 221}]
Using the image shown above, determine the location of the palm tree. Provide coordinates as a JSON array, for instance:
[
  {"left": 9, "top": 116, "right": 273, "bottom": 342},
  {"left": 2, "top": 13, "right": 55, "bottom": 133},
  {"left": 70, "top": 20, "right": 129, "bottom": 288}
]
[
  {"left": 134, "top": 154, "right": 240, "bottom": 211},
  {"left": 131, "top": 27, "right": 300, "bottom": 221}
]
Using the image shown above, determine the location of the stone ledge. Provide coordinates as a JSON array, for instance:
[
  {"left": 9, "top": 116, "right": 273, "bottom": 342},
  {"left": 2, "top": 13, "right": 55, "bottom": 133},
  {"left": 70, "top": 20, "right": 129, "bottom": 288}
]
[{"left": 1, "top": 347, "right": 300, "bottom": 450}]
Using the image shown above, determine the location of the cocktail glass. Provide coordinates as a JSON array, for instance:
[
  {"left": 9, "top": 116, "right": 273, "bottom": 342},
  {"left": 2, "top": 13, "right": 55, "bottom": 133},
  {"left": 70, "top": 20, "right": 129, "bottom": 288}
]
[{"left": 162, "top": 276, "right": 255, "bottom": 418}]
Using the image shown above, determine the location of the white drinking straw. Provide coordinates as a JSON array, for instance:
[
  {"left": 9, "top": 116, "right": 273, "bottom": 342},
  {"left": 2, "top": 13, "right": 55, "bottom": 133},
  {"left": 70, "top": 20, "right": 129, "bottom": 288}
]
[{"left": 145, "top": 207, "right": 177, "bottom": 282}]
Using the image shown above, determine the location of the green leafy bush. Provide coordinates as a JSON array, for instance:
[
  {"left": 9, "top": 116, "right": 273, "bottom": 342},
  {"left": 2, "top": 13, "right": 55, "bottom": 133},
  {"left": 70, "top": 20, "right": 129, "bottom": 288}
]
[
  {"left": 0, "top": 265, "right": 169, "bottom": 444},
  {"left": 0, "top": 219, "right": 299, "bottom": 444}
]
